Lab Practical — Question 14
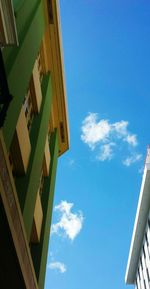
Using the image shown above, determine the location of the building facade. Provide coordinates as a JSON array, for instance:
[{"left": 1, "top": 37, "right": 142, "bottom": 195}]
[
  {"left": 125, "top": 149, "right": 150, "bottom": 289},
  {"left": 0, "top": 1, "right": 69, "bottom": 289}
]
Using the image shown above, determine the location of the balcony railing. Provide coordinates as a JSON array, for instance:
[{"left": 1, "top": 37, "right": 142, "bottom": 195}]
[{"left": 10, "top": 107, "right": 31, "bottom": 175}]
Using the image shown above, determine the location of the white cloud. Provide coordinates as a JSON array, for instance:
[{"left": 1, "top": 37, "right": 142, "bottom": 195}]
[
  {"left": 112, "top": 120, "right": 128, "bottom": 137},
  {"left": 97, "top": 143, "right": 115, "bottom": 161},
  {"left": 81, "top": 113, "right": 111, "bottom": 149},
  {"left": 48, "top": 261, "right": 66, "bottom": 273},
  {"left": 81, "top": 113, "right": 141, "bottom": 166},
  {"left": 51, "top": 201, "right": 84, "bottom": 241},
  {"left": 124, "top": 134, "right": 137, "bottom": 147},
  {"left": 112, "top": 121, "right": 137, "bottom": 146},
  {"left": 81, "top": 113, "right": 137, "bottom": 149},
  {"left": 122, "top": 154, "right": 142, "bottom": 167}
]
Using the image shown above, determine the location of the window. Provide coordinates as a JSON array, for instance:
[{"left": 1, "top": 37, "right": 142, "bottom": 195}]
[
  {"left": 23, "top": 89, "right": 34, "bottom": 132},
  {"left": 138, "top": 268, "right": 141, "bottom": 280},
  {"left": 140, "top": 257, "right": 143, "bottom": 270},
  {"left": 147, "top": 268, "right": 150, "bottom": 282},
  {"left": 143, "top": 245, "right": 146, "bottom": 258},
  {"left": 148, "top": 219, "right": 150, "bottom": 230},
  {"left": 37, "top": 52, "right": 44, "bottom": 83},
  {"left": 145, "top": 233, "right": 149, "bottom": 247}
]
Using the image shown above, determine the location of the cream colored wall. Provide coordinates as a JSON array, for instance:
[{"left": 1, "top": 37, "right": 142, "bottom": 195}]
[{"left": 11, "top": 107, "right": 31, "bottom": 175}]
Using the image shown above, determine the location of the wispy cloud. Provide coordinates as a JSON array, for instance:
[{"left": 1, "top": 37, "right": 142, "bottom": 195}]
[
  {"left": 67, "top": 158, "right": 75, "bottom": 166},
  {"left": 138, "top": 166, "right": 144, "bottom": 174},
  {"left": 97, "top": 143, "right": 115, "bottom": 161},
  {"left": 125, "top": 134, "right": 137, "bottom": 147},
  {"left": 51, "top": 201, "right": 84, "bottom": 241},
  {"left": 122, "top": 154, "right": 142, "bottom": 167},
  {"left": 48, "top": 261, "right": 67, "bottom": 273},
  {"left": 81, "top": 113, "right": 142, "bottom": 166}
]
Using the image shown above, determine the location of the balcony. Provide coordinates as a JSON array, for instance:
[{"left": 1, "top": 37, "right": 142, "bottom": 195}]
[
  {"left": 10, "top": 107, "right": 31, "bottom": 175},
  {"left": 31, "top": 191, "right": 43, "bottom": 243},
  {"left": 30, "top": 58, "right": 42, "bottom": 113}
]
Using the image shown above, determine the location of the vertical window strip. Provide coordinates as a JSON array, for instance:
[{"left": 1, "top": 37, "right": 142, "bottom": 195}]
[
  {"left": 145, "top": 231, "right": 150, "bottom": 258},
  {"left": 141, "top": 253, "right": 149, "bottom": 289},
  {"left": 147, "top": 223, "right": 150, "bottom": 249},
  {"left": 143, "top": 245, "right": 146, "bottom": 258},
  {"left": 23, "top": 89, "right": 34, "bottom": 132},
  {"left": 135, "top": 280, "right": 138, "bottom": 289},
  {"left": 143, "top": 241, "right": 150, "bottom": 283},
  {"left": 145, "top": 239, "right": 150, "bottom": 287},
  {"left": 139, "top": 263, "right": 146, "bottom": 289},
  {"left": 137, "top": 269, "right": 142, "bottom": 289},
  {"left": 148, "top": 219, "right": 150, "bottom": 230},
  {"left": 146, "top": 268, "right": 150, "bottom": 283}
]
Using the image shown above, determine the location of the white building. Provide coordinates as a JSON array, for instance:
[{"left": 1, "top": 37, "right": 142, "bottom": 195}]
[{"left": 125, "top": 149, "right": 150, "bottom": 289}]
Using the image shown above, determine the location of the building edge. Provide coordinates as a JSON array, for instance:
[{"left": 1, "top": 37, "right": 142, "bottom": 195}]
[{"left": 125, "top": 149, "right": 150, "bottom": 284}]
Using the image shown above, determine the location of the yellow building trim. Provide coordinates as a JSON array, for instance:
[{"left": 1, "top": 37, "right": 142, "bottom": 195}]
[{"left": 42, "top": 0, "right": 70, "bottom": 155}]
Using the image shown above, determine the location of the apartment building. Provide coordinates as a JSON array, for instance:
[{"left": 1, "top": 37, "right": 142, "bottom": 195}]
[
  {"left": 0, "top": 1, "right": 69, "bottom": 289},
  {"left": 125, "top": 149, "right": 150, "bottom": 289}
]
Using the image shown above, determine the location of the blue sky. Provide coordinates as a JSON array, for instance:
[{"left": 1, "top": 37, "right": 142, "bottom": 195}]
[{"left": 45, "top": 1, "right": 150, "bottom": 289}]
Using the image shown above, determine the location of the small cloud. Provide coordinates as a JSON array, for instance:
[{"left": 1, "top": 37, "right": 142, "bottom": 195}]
[
  {"left": 124, "top": 134, "right": 137, "bottom": 147},
  {"left": 122, "top": 154, "right": 142, "bottom": 167},
  {"left": 51, "top": 201, "right": 84, "bottom": 241},
  {"left": 68, "top": 158, "right": 75, "bottom": 166},
  {"left": 112, "top": 120, "right": 128, "bottom": 137},
  {"left": 48, "top": 261, "right": 67, "bottom": 273},
  {"left": 81, "top": 113, "right": 141, "bottom": 166},
  {"left": 97, "top": 143, "right": 115, "bottom": 161},
  {"left": 138, "top": 166, "right": 144, "bottom": 174}
]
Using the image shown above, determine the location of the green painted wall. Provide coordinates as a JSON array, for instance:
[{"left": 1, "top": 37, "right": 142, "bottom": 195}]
[
  {"left": 2, "top": 0, "right": 46, "bottom": 151},
  {"left": 13, "top": 0, "right": 25, "bottom": 13},
  {"left": 31, "top": 129, "right": 59, "bottom": 289}
]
